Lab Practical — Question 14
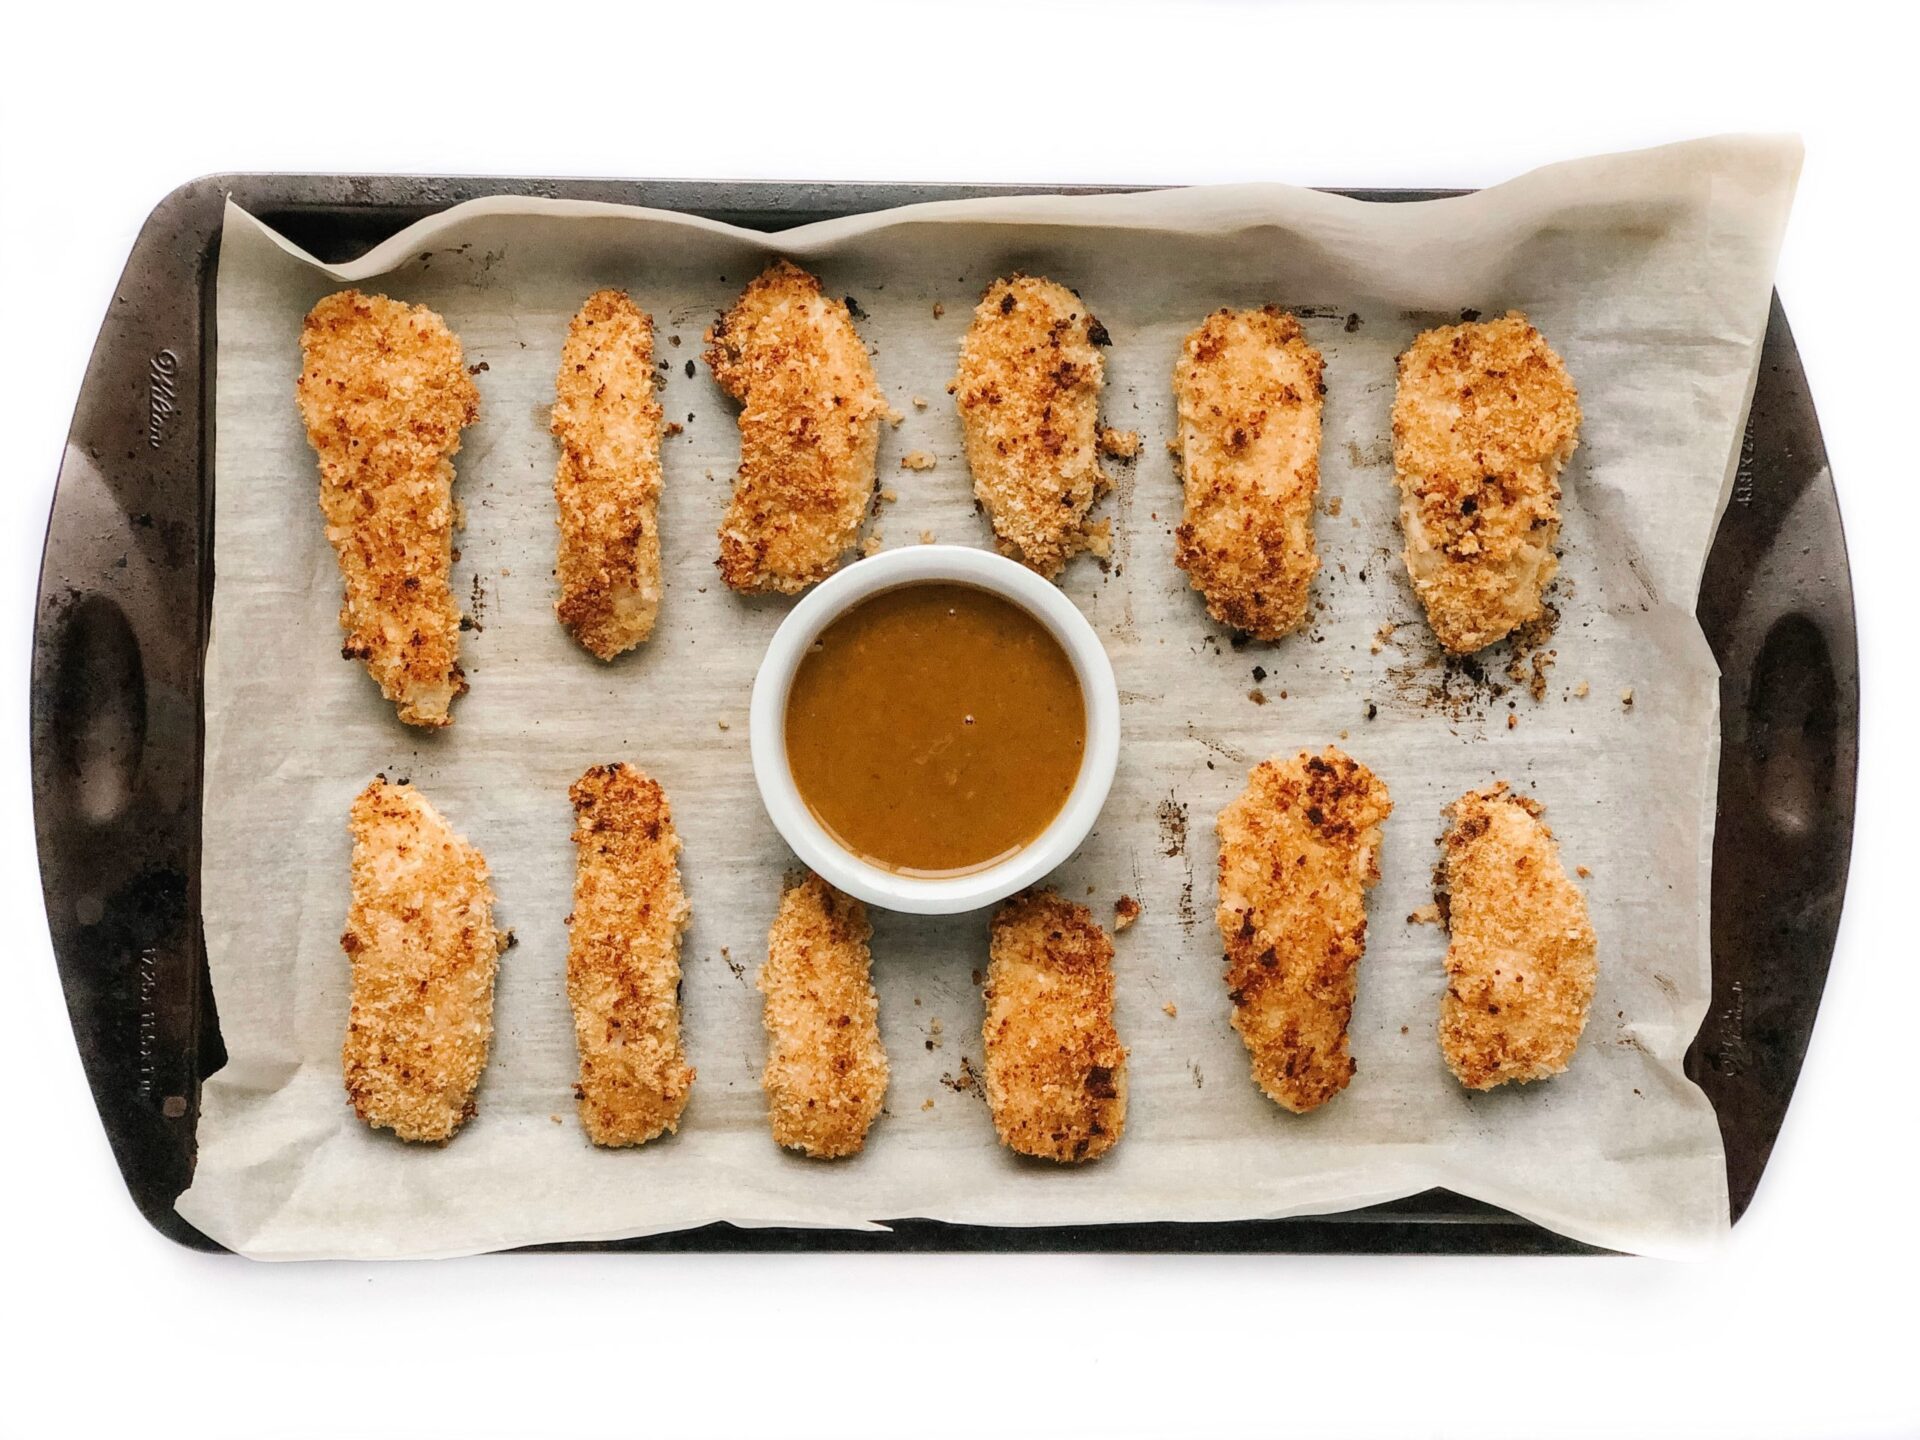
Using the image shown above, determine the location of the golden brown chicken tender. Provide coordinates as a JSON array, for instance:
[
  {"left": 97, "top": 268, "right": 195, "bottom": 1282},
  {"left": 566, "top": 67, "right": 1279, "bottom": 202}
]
[
  {"left": 1437, "top": 782, "right": 1597, "bottom": 1089},
  {"left": 1174, "top": 307, "right": 1325, "bottom": 639},
  {"left": 950, "top": 275, "right": 1111, "bottom": 579},
  {"left": 758, "top": 874, "right": 889, "bottom": 1159},
  {"left": 1215, "top": 748, "right": 1392, "bottom": 1113},
  {"left": 1392, "top": 311, "right": 1581, "bottom": 654},
  {"left": 551, "top": 289, "right": 665, "bottom": 659},
  {"left": 341, "top": 777, "right": 504, "bottom": 1143},
  {"left": 298, "top": 290, "right": 478, "bottom": 727},
  {"left": 705, "top": 261, "right": 885, "bottom": 593},
  {"left": 566, "top": 763, "right": 695, "bottom": 1146},
  {"left": 981, "top": 889, "right": 1128, "bottom": 1163}
]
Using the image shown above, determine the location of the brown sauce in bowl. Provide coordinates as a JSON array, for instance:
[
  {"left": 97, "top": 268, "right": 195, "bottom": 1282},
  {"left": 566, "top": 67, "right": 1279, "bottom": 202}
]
[{"left": 784, "top": 582, "right": 1086, "bottom": 876}]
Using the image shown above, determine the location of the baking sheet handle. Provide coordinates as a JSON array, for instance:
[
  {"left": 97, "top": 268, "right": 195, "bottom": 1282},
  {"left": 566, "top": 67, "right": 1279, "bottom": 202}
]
[{"left": 31, "top": 179, "right": 226, "bottom": 1248}]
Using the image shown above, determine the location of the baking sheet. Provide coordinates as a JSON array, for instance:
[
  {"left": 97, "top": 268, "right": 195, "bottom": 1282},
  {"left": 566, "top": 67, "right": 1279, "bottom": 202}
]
[{"left": 177, "top": 136, "right": 1800, "bottom": 1259}]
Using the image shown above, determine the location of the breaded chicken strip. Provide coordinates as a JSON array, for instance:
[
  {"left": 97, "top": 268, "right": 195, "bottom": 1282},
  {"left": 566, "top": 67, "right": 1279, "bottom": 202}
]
[
  {"left": 1174, "top": 307, "right": 1325, "bottom": 639},
  {"left": 1215, "top": 748, "right": 1391, "bottom": 1113},
  {"left": 981, "top": 889, "right": 1127, "bottom": 1163},
  {"left": 705, "top": 261, "right": 885, "bottom": 593},
  {"left": 551, "top": 289, "right": 665, "bottom": 659},
  {"left": 758, "top": 874, "right": 889, "bottom": 1159},
  {"left": 950, "top": 275, "right": 1110, "bottom": 579},
  {"left": 567, "top": 763, "right": 695, "bottom": 1145},
  {"left": 341, "top": 778, "right": 504, "bottom": 1143},
  {"left": 298, "top": 290, "right": 478, "bottom": 727},
  {"left": 1437, "top": 783, "right": 1597, "bottom": 1089},
  {"left": 1392, "top": 312, "right": 1581, "bottom": 653}
]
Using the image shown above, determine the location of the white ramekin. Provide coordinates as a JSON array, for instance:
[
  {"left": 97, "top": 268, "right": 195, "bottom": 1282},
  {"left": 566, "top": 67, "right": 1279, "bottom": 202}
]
[{"left": 749, "top": 546, "right": 1120, "bottom": 914}]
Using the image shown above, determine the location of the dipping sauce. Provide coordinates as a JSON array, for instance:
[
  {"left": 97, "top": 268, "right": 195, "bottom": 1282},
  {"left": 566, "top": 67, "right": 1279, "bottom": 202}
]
[{"left": 785, "top": 582, "right": 1086, "bottom": 876}]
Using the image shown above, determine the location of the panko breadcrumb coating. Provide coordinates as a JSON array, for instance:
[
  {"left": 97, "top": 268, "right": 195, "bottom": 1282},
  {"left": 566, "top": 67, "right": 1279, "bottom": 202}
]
[
  {"left": 1174, "top": 308, "right": 1325, "bottom": 640},
  {"left": 551, "top": 289, "right": 665, "bottom": 659},
  {"left": 341, "top": 778, "right": 504, "bottom": 1143},
  {"left": 566, "top": 763, "right": 695, "bottom": 1145},
  {"left": 758, "top": 874, "right": 889, "bottom": 1159},
  {"left": 298, "top": 290, "right": 478, "bottom": 727},
  {"left": 981, "top": 889, "right": 1128, "bottom": 1162},
  {"left": 1437, "top": 782, "right": 1597, "bottom": 1089},
  {"left": 950, "top": 275, "right": 1111, "bottom": 579},
  {"left": 1393, "top": 312, "right": 1581, "bottom": 653},
  {"left": 705, "top": 261, "right": 885, "bottom": 593},
  {"left": 1215, "top": 748, "right": 1392, "bottom": 1113}
]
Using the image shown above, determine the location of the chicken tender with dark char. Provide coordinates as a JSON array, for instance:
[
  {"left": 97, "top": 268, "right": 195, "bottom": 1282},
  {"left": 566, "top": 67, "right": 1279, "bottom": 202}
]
[
  {"left": 1215, "top": 747, "right": 1392, "bottom": 1113},
  {"left": 950, "top": 275, "right": 1111, "bottom": 579},
  {"left": 298, "top": 290, "right": 479, "bottom": 727},
  {"left": 705, "top": 261, "right": 885, "bottom": 593},
  {"left": 341, "top": 777, "right": 505, "bottom": 1143},
  {"left": 981, "top": 889, "right": 1128, "bottom": 1163},
  {"left": 758, "top": 874, "right": 889, "bottom": 1159},
  {"left": 567, "top": 763, "right": 695, "bottom": 1146},
  {"left": 1174, "top": 307, "right": 1325, "bottom": 639},
  {"left": 1392, "top": 311, "right": 1581, "bottom": 653},
  {"left": 551, "top": 289, "right": 665, "bottom": 659},
  {"left": 1437, "top": 782, "right": 1597, "bottom": 1089}
]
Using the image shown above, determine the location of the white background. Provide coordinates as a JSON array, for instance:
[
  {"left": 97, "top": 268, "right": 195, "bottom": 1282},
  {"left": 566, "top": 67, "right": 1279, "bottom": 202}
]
[{"left": 1, "top": 3, "right": 1911, "bottom": 1436}]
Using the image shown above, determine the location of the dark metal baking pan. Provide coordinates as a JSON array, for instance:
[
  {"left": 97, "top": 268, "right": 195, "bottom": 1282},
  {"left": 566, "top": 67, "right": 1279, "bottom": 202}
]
[{"left": 30, "top": 175, "right": 1856, "bottom": 1255}]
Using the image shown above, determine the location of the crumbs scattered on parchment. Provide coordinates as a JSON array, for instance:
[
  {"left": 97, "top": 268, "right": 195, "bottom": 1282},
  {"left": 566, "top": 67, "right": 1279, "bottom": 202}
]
[
  {"left": 1621, "top": 687, "right": 1635, "bottom": 708},
  {"left": 717, "top": 718, "right": 730, "bottom": 731},
  {"left": 922, "top": 1098, "right": 935, "bottom": 1111},
  {"left": 549, "top": 1113, "right": 562, "bottom": 1124},
  {"left": 1407, "top": 902, "right": 1443, "bottom": 926},
  {"left": 862, "top": 533, "right": 885, "bottom": 557},
  {"left": 1371, "top": 622, "right": 1396, "bottom": 655},
  {"left": 1248, "top": 688, "right": 1268, "bottom": 706},
  {"left": 1114, "top": 895, "right": 1141, "bottom": 931},
  {"left": 900, "top": 451, "right": 936, "bottom": 471},
  {"left": 1573, "top": 680, "right": 1590, "bottom": 699},
  {"left": 663, "top": 420, "right": 684, "bottom": 438},
  {"left": 722, "top": 947, "right": 744, "bottom": 983},
  {"left": 1098, "top": 427, "right": 1141, "bottom": 460},
  {"left": 932, "top": 302, "right": 945, "bottom": 319},
  {"left": 1162, "top": 1002, "right": 1178, "bottom": 1019},
  {"left": 884, "top": 406, "right": 904, "bottom": 427},
  {"left": 1322, "top": 494, "right": 1344, "bottom": 518},
  {"left": 940, "top": 1056, "right": 984, "bottom": 1098},
  {"left": 924, "top": 1016, "right": 944, "bottom": 1053},
  {"left": 919, "top": 529, "right": 937, "bottom": 545},
  {"left": 911, "top": 394, "right": 929, "bottom": 409},
  {"left": 1577, "top": 865, "right": 1592, "bottom": 879}
]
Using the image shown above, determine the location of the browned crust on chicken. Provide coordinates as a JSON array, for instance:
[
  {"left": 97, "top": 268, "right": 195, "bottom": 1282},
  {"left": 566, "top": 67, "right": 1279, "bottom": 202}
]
[
  {"left": 1215, "top": 748, "right": 1392, "bottom": 1113},
  {"left": 566, "top": 763, "right": 695, "bottom": 1145},
  {"left": 298, "top": 290, "right": 477, "bottom": 726},
  {"left": 1392, "top": 312, "right": 1581, "bottom": 653},
  {"left": 1174, "top": 307, "right": 1325, "bottom": 639},
  {"left": 705, "top": 261, "right": 884, "bottom": 593},
  {"left": 981, "top": 889, "right": 1128, "bottom": 1162},
  {"left": 341, "top": 778, "right": 504, "bottom": 1142},
  {"left": 757, "top": 874, "right": 889, "bottom": 1159},
  {"left": 1437, "top": 782, "right": 1597, "bottom": 1089},
  {"left": 551, "top": 289, "right": 664, "bottom": 659},
  {"left": 950, "top": 275, "right": 1110, "bottom": 579}
]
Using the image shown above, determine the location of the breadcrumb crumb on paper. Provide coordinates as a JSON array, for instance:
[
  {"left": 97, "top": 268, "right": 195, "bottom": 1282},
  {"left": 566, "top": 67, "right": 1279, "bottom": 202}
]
[{"left": 899, "top": 451, "right": 936, "bottom": 471}]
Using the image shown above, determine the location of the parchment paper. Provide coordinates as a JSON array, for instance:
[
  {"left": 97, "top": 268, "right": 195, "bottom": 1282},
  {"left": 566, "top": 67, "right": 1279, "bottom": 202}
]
[{"left": 178, "top": 137, "right": 1800, "bottom": 1259}]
